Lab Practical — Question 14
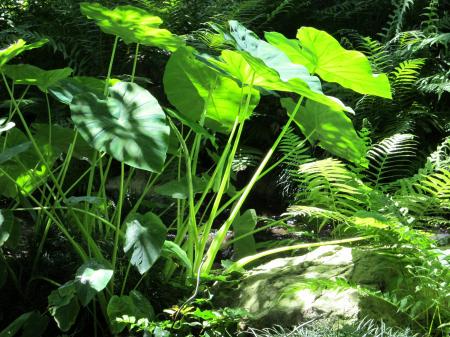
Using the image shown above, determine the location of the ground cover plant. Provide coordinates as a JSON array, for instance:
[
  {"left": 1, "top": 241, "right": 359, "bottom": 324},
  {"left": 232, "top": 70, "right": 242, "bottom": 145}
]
[{"left": 0, "top": 1, "right": 448, "bottom": 337}]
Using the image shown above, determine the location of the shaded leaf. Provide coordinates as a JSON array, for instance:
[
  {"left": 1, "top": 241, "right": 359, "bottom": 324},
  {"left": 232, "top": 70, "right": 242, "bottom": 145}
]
[
  {"left": 70, "top": 81, "right": 170, "bottom": 172},
  {"left": 48, "top": 281, "right": 80, "bottom": 332},
  {"left": 232, "top": 209, "right": 257, "bottom": 258},
  {"left": 107, "top": 290, "right": 154, "bottom": 334},
  {"left": 0, "top": 311, "right": 47, "bottom": 337},
  {"left": 161, "top": 240, "right": 192, "bottom": 274},
  {"left": 154, "top": 175, "right": 208, "bottom": 199},
  {"left": 3, "top": 64, "right": 72, "bottom": 92},
  {"left": 124, "top": 212, "right": 167, "bottom": 274}
]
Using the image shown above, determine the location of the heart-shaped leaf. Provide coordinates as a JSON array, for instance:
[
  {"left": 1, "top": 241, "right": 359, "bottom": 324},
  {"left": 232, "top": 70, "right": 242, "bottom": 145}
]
[
  {"left": 3, "top": 64, "right": 72, "bottom": 92},
  {"left": 232, "top": 209, "right": 257, "bottom": 258},
  {"left": 163, "top": 46, "right": 260, "bottom": 131},
  {"left": 154, "top": 175, "right": 209, "bottom": 199},
  {"left": 295, "top": 27, "right": 391, "bottom": 98},
  {"left": 281, "top": 97, "right": 368, "bottom": 166},
  {"left": 201, "top": 50, "right": 347, "bottom": 112},
  {"left": 49, "top": 76, "right": 119, "bottom": 104},
  {"left": 0, "top": 39, "right": 48, "bottom": 69},
  {"left": 161, "top": 241, "right": 192, "bottom": 274},
  {"left": 226, "top": 21, "right": 322, "bottom": 91},
  {"left": 124, "top": 212, "right": 167, "bottom": 274},
  {"left": 70, "top": 81, "right": 170, "bottom": 172},
  {"left": 75, "top": 260, "right": 113, "bottom": 306},
  {"left": 80, "top": 3, "right": 184, "bottom": 51}
]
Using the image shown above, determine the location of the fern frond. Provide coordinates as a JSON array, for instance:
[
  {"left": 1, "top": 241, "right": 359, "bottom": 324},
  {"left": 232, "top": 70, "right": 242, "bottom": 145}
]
[
  {"left": 366, "top": 133, "right": 418, "bottom": 187},
  {"left": 381, "top": 0, "right": 416, "bottom": 40},
  {"left": 417, "top": 70, "right": 450, "bottom": 99},
  {"left": 294, "top": 159, "right": 370, "bottom": 215},
  {"left": 284, "top": 205, "right": 349, "bottom": 224},
  {"left": 390, "top": 58, "right": 425, "bottom": 101}
]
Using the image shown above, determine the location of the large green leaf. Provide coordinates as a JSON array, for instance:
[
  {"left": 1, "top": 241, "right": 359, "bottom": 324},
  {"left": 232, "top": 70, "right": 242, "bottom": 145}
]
[
  {"left": 80, "top": 3, "right": 183, "bottom": 51},
  {"left": 49, "top": 76, "right": 120, "bottom": 104},
  {"left": 226, "top": 21, "right": 322, "bottom": 92},
  {"left": 107, "top": 290, "right": 154, "bottom": 334},
  {"left": 0, "top": 209, "right": 13, "bottom": 247},
  {"left": 75, "top": 260, "right": 113, "bottom": 306},
  {"left": 3, "top": 64, "right": 72, "bottom": 92},
  {"left": 201, "top": 50, "right": 347, "bottom": 112},
  {"left": 232, "top": 209, "right": 257, "bottom": 258},
  {"left": 48, "top": 281, "right": 80, "bottom": 332},
  {"left": 124, "top": 212, "right": 167, "bottom": 274},
  {"left": 0, "top": 39, "right": 48, "bottom": 69},
  {"left": 281, "top": 98, "right": 368, "bottom": 166},
  {"left": 70, "top": 81, "right": 170, "bottom": 172},
  {"left": 163, "top": 46, "right": 260, "bottom": 131},
  {"left": 295, "top": 27, "right": 391, "bottom": 98}
]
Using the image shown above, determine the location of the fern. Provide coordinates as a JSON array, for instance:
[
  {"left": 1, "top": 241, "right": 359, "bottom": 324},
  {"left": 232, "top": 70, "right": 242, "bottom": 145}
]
[
  {"left": 390, "top": 58, "right": 425, "bottom": 102},
  {"left": 381, "top": 0, "right": 416, "bottom": 40},
  {"left": 416, "top": 69, "right": 450, "bottom": 99},
  {"left": 366, "top": 133, "right": 418, "bottom": 187},
  {"left": 294, "top": 159, "right": 370, "bottom": 216}
]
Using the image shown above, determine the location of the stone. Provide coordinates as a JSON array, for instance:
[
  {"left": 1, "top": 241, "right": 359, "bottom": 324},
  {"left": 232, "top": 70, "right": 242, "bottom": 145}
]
[{"left": 214, "top": 245, "right": 410, "bottom": 329}]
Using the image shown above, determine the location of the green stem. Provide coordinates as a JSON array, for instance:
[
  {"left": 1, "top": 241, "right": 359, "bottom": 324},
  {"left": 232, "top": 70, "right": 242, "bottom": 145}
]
[
  {"left": 201, "top": 96, "right": 304, "bottom": 274},
  {"left": 104, "top": 36, "right": 119, "bottom": 96},
  {"left": 131, "top": 43, "right": 139, "bottom": 83},
  {"left": 226, "top": 236, "right": 373, "bottom": 273}
]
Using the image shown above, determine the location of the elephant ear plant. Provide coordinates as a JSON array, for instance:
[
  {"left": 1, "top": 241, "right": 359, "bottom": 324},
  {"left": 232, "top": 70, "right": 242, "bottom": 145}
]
[{"left": 0, "top": 4, "right": 391, "bottom": 336}]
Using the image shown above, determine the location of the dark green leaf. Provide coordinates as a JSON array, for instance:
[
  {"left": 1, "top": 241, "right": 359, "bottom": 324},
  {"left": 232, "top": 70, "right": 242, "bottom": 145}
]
[
  {"left": 48, "top": 281, "right": 80, "bottom": 332},
  {"left": 232, "top": 209, "right": 257, "bottom": 258},
  {"left": 154, "top": 175, "right": 208, "bottom": 199},
  {"left": 124, "top": 212, "right": 167, "bottom": 274},
  {"left": 0, "top": 311, "right": 47, "bottom": 337},
  {"left": 161, "top": 240, "right": 192, "bottom": 274}
]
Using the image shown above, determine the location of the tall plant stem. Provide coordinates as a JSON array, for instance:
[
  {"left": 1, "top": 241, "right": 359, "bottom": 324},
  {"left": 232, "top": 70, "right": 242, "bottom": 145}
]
[
  {"left": 104, "top": 36, "right": 119, "bottom": 96},
  {"left": 131, "top": 43, "right": 140, "bottom": 83},
  {"left": 201, "top": 96, "right": 304, "bottom": 274}
]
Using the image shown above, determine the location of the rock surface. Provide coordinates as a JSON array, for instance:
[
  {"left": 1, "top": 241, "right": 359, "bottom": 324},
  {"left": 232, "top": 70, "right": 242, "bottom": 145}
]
[{"left": 214, "top": 245, "right": 409, "bottom": 328}]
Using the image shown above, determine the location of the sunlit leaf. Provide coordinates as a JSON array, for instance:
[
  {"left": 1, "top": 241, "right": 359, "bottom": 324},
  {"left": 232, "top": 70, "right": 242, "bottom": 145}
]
[
  {"left": 80, "top": 3, "right": 183, "bottom": 51},
  {"left": 163, "top": 46, "right": 260, "bottom": 131},
  {"left": 201, "top": 50, "right": 347, "bottom": 112},
  {"left": 75, "top": 260, "right": 113, "bottom": 306},
  {"left": 0, "top": 39, "right": 48, "bottom": 69},
  {"left": 3, "top": 64, "right": 72, "bottom": 92},
  {"left": 124, "top": 212, "right": 167, "bottom": 274},
  {"left": 281, "top": 98, "right": 368, "bottom": 166},
  {"left": 227, "top": 21, "right": 321, "bottom": 91},
  {"left": 296, "top": 27, "right": 392, "bottom": 98},
  {"left": 70, "top": 81, "right": 170, "bottom": 172}
]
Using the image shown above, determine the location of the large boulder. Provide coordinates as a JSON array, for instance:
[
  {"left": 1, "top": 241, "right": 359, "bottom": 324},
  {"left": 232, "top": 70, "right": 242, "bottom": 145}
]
[{"left": 214, "top": 245, "right": 411, "bottom": 329}]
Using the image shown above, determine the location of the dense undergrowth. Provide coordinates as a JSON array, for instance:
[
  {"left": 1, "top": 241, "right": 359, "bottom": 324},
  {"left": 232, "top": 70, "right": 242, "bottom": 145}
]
[{"left": 0, "top": 1, "right": 449, "bottom": 336}]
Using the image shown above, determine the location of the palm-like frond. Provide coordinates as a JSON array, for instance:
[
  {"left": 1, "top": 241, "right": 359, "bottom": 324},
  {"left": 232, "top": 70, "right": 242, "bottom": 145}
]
[{"left": 365, "top": 133, "right": 418, "bottom": 187}]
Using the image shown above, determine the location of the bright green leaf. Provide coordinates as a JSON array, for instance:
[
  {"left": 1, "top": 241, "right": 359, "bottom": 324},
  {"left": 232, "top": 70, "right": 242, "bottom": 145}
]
[
  {"left": 124, "top": 212, "right": 167, "bottom": 274},
  {"left": 80, "top": 3, "right": 183, "bottom": 51},
  {"left": 161, "top": 240, "right": 192, "bottom": 274},
  {"left": 163, "top": 46, "right": 260, "bottom": 131},
  {"left": 3, "top": 64, "right": 72, "bottom": 92},
  {"left": 296, "top": 27, "right": 392, "bottom": 98},
  {"left": 0, "top": 39, "right": 48, "bottom": 69},
  {"left": 75, "top": 260, "right": 113, "bottom": 306},
  {"left": 281, "top": 98, "right": 368, "bottom": 166},
  {"left": 227, "top": 21, "right": 322, "bottom": 92},
  {"left": 70, "top": 81, "right": 170, "bottom": 172}
]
